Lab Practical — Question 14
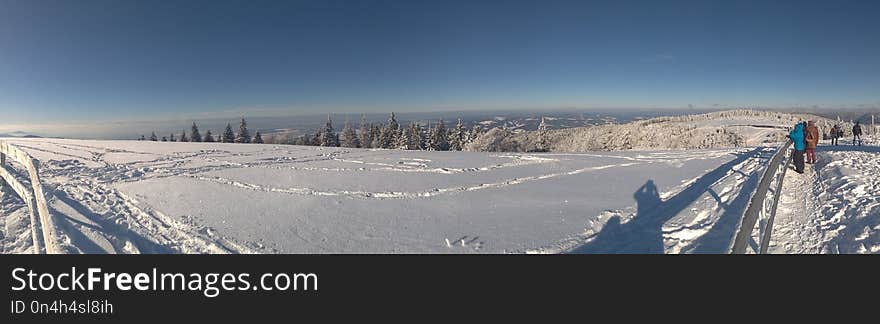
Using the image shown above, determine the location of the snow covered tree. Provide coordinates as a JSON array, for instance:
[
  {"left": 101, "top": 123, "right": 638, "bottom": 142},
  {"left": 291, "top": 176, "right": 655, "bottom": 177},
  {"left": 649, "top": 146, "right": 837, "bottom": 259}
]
[
  {"left": 319, "top": 115, "right": 339, "bottom": 147},
  {"left": 190, "top": 122, "right": 202, "bottom": 142},
  {"left": 370, "top": 124, "right": 383, "bottom": 149},
  {"left": 449, "top": 118, "right": 466, "bottom": 151},
  {"left": 170, "top": 133, "right": 176, "bottom": 142},
  {"left": 253, "top": 131, "right": 264, "bottom": 144},
  {"left": 359, "top": 115, "right": 372, "bottom": 149},
  {"left": 340, "top": 120, "right": 360, "bottom": 148},
  {"left": 392, "top": 127, "right": 408, "bottom": 149},
  {"left": 535, "top": 116, "right": 549, "bottom": 152},
  {"left": 429, "top": 119, "right": 449, "bottom": 151},
  {"left": 222, "top": 123, "right": 235, "bottom": 143},
  {"left": 138, "top": 135, "right": 145, "bottom": 141},
  {"left": 379, "top": 112, "right": 400, "bottom": 149},
  {"left": 406, "top": 122, "right": 423, "bottom": 150},
  {"left": 469, "top": 125, "right": 483, "bottom": 144},
  {"left": 179, "top": 130, "right": 188, "bottom": 142},
  {"left": 236, "top": 117, "right": 251, "bottom": 143},
  {"left": 203, "top": 130, "right": 215, "bottom": 142},
  {"left": 150, "top": 132, "right": 158, "bottom": 141},
  {"left": 161, "top": 136, "right": 168, "bottom": 142}
]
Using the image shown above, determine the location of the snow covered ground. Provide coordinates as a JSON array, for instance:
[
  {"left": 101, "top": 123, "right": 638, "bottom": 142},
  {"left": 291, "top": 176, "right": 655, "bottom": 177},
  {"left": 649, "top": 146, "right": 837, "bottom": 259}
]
[
  {"left": 0, "top": 138, "right": 776, "bottom": 254},
  {"left": 769, "top": 137, "right": 880, "bottom": 254}
]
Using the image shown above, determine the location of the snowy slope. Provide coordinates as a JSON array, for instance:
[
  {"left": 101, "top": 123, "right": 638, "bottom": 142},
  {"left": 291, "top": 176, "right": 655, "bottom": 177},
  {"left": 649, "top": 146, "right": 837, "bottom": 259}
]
[
  {"left": 769, "top": 138, "right": 880, "bottom": 254},
  {"left": 469, "top": 109, "right": 844, "bottom": 152},
  {"left": 0, "top": 138, "right": 775, "bottom": 254}
]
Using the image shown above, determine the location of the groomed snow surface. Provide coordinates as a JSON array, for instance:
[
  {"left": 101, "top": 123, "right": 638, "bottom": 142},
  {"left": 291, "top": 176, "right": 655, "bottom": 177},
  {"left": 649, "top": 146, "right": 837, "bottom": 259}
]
[{"left": 0, "top": 138, "right": 780, "bottom": 254}]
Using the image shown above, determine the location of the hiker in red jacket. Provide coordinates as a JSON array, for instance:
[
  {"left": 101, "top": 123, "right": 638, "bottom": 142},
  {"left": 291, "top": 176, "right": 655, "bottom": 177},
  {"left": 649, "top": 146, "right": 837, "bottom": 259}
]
[{"left": 804, "top": 121, "right": 819, "bottom": 164}]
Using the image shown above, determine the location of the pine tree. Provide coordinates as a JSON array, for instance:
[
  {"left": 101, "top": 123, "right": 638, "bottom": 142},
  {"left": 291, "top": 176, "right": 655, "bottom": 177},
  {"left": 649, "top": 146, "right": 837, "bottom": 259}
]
[
  {"left": 161, "top": 136, "right": 168, "bottom": 142},
  {"left": 449, "top": 118, "right": 466, "bottom": 151},
  {"left": 179, "top": 130, "right": 188, "bottom": 142},
  {"left": 406, "top": 122, "right": 422, "bottom": 150},
  {"left": 150, "top": 132, "right": 158, "bottom": 141},
  {"left": 340, "top": 120, "right": 360, "bottom": 148},
  {"left": 236, "top": 117, "right": 251, "bottom": 143},
  {"left": 536, "top": 116, "right": 549, "bottom": 152},
  {"left": 380, "top": 112, "right": 399, "bottom": 149},
  {"left": 417, "top": 122, "right": 428, "bottom": 150},
  {"left": 469, "top": 125, "right": 483, "bottom": 144},
  {"left": 319, "top": 115, "right": 339, "bottom": 147},
  {"left": 393, "top": 127, "right": 409, "bottom": 149},
  {"left": 359, "top": 115, "right": 372, "bottom": 149},
  {"left": 204, "top": 130, "right": 215, "bottom": 142},
  {"left": 253, "top": 131, "right": 264, "bottom": 144},
  {"left": 429, "top": 119, "right": 449, "bottom": 151},
  {"left": 170, "top": 133, "right": 176, "bottom": 142},
  {"left": 190, "top": 122, "right": 202, "bottom": 142},
  {"left": 370, "top": 124, "right": 383, "bottom": 149},
  {"left": 222, "top": 123, "right": 235, "bottom": 143}
]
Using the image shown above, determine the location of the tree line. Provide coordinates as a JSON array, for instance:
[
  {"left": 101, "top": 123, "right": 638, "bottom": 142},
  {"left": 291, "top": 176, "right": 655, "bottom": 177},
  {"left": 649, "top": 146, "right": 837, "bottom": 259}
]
[
  {"left": 139, "top": 117, "right": 264, "bottom": 144},
  {"left": 138, "top": 112, "right": 503, "bottom": 152},
  {"left": 269, "top": 112, "right": 486, "bottom": 151}
]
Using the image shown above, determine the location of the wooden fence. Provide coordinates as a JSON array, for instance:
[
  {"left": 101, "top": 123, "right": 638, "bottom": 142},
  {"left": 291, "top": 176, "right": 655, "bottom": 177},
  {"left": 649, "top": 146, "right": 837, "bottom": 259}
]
[{"left": 0, "top": 141, "right": 62, "bottom": 254}]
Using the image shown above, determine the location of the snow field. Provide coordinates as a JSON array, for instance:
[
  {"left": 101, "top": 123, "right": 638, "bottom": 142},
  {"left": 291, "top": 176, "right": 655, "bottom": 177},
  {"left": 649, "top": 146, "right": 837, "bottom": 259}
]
[{"left": 0, "top": 138, "right": 774, "bottom": 253}]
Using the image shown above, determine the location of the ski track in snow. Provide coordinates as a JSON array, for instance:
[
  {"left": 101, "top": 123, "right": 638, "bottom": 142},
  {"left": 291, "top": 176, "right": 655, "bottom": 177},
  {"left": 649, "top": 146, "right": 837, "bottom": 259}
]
[{"left": 2, "top": 138, "right": 770, "bottom": 254}]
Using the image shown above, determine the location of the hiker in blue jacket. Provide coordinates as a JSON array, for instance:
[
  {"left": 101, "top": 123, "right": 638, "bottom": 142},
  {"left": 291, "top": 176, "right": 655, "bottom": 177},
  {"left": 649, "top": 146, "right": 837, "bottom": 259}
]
[{"left": 788, "top": 122, "right": 806, "bottom": 174}]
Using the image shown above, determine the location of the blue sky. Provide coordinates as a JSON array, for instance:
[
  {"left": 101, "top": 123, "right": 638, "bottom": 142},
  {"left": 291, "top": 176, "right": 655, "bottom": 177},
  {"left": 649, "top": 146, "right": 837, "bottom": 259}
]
[{"left": 0, "top": 0, "right": 878, "bottom": 127}]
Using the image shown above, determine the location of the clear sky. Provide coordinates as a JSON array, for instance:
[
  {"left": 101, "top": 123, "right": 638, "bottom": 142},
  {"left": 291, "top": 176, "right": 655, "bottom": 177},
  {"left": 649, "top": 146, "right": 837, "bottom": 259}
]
[{"left": 1, "top": 0, "right": 878, "bottom": 127}]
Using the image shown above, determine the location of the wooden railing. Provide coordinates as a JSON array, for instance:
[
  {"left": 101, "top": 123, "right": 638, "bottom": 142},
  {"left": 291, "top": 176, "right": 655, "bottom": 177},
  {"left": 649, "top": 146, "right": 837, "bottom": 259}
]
[
  {"left": 730, "top": 140, "right": 793, "bottom": 254},
  {"left": 0, "top": 141, "right": 62, "bottom": 254}
]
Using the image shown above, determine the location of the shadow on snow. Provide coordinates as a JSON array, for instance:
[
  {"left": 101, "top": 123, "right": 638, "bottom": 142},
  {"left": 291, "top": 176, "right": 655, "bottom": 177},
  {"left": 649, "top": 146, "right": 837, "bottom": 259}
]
[{"left": 569, "top": 147, "right": 764, "bottom": 254}]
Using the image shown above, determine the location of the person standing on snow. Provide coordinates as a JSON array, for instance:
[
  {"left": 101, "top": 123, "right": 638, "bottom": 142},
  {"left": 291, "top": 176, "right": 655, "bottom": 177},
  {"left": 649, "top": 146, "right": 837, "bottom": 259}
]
[
  {"left": 829, "top": 124, "right": 840, "bottom": 146},
  {"left": 805, "top": 121, "right": 819, "bottom": 164},
  {"left": 788, "top": 122, "right": 806, "bottom": 174},
  {"left": 852, "top": 122, "right": 862, "bottom": 146}
]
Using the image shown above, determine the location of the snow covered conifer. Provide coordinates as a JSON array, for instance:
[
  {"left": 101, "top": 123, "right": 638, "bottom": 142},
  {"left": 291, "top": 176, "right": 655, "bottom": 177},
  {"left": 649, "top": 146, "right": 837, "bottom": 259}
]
[
  {"left": 394, "top": 127, "right": 410, "bottom": 149},
  {"left": 179, "top": 130, "right": 188, "bottom": 142},
  {"left": 359, "top": 115, "right": 371, "bottom": 149},
  {"left": 449, "top": 118, "right": 466, "bottom": 151},
  {"left": 340, "top": 120, "right": 360, "bottom": 148},
  {"left": 370, "top": 124, "right": 383, "bottom": 149},
  {"left": 430, "top": 119, "right": 449, "bottom": 151},
  {"left": 190, "top": 122, "right": 202, "bottom": 142},
  {"left": 253, "top": 131, "right": 264, "bottom": 144},
  {"left": 319, "top": 115, "right": 339, "bottom": 147},
  {"left": 379, "top": 112, "right": 399, "bottom": 149},
  {"left": 222, "top": 123, "right": 235, "bottom": 143},
  {"left": 170, "top": 133, "right": 176, "bottom": 142},
  {"left": 161, "top": 136, "right": 168, "bottom": 142},
  {"left": 536, "top": 116, "right": 549, "bottom": 151},
  {"left": 204, "top": 130, "right": 215, "bottom": 142},
  {"left": 150, "top": 132, "right": 158, "bottom": 141},
  {"left": 236, "top": 117, "right": 251, "bottom": 143},
  {"left": 407, "top": 122, "right": 423, "bottom": 150}
]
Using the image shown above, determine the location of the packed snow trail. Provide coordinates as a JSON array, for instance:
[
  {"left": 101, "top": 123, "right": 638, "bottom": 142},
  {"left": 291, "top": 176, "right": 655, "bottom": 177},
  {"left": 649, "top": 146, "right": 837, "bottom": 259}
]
[
  {"left": 770, "top": 142, "right": 880, "bottom": 254},
  {"left": 2, "top": 138, "right": 775, "bottom": 253}
]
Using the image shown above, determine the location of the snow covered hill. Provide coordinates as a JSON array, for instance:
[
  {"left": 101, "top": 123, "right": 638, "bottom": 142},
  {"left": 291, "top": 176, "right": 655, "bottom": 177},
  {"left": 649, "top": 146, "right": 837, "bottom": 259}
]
[
  {"left": 0, "top": 138, "right": 775, "bottom": 254},
  {"left": 467, "top": 109, "right": 847, "bottom": 152}
]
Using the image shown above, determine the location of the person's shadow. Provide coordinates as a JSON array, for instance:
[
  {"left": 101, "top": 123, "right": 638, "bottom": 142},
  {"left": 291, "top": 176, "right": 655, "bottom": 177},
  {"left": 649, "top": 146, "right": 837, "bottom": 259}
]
[{"left": 570, "top": 148, "right": 760, "bottom": 253}]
